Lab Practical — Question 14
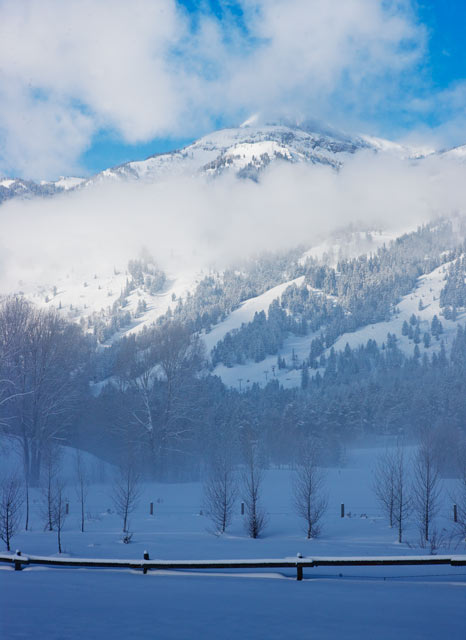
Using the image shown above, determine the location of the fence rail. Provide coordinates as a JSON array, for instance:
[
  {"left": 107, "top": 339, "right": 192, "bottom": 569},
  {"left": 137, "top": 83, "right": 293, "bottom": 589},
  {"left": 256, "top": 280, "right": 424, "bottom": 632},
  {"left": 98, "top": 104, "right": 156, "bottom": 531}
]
[{"left": 1, "top": 552, "right": 465, "bottom": 580}]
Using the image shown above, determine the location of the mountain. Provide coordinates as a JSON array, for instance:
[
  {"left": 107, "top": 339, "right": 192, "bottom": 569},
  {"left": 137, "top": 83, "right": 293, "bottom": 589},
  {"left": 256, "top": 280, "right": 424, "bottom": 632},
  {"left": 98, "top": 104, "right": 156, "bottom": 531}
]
[
  {"left": 0, "top": 120, "right": 428, "bottom": 205},
  {"left": 0, "top": 176, "right": 86, "bottom": 205},
  {"left": 3, "top": 120, "right": 466, "bottom": 393},
  {"left": 15, "top": 218, "right": 465, "bottom": 395},
  {"left": 0, "top": 175, "right": 86, "bottom": 205},
  {"left": 2, "top": 137, "right": 466, "bottom": 477}
]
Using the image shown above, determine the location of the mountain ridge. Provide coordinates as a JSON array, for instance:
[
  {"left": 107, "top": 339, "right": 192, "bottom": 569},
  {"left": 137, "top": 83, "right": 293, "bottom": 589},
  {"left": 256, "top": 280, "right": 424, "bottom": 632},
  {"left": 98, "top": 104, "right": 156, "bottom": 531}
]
[{"left": 0, "top": 120, "right": 443, "bottom": 205}]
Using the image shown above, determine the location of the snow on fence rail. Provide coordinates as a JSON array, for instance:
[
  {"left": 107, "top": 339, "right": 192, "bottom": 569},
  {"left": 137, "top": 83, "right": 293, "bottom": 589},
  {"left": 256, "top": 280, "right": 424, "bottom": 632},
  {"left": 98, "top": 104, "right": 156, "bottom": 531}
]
[{"left": 1, "top": 552, "right": 465, "bottom": 580}]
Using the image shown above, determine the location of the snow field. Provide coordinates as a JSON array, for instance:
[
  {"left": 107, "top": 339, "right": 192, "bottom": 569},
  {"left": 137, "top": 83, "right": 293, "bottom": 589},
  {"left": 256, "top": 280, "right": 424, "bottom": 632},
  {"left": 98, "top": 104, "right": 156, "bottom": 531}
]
[
  {"left": 0, "top": 444, "right": 465, "bottom": 639},
  {"left": 0, "top": 445, "right": 462, "bottom": 561},
  {"left": 1, "top": 568, "right": 464, "bottom": 640}
]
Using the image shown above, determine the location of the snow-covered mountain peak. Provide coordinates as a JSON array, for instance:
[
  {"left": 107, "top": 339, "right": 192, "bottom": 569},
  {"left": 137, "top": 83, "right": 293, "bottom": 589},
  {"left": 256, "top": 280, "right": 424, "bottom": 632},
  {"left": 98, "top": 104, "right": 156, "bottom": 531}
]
[
  {"left": 0, "top": 121, "right": 392, "bottom": 205},
  {"left": 79, "top": 122, "right": 369, "bottom": 188},
  {"left": 1, "top": 120, "right": 463, "bottom": 207}
]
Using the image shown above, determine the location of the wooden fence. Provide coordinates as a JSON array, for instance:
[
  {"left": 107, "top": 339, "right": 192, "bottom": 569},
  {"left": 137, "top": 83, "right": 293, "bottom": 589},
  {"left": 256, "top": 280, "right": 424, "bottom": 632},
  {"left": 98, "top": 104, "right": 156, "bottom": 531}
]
[{"left": 1, "top": 552, "right": 465, "bottom": 580}]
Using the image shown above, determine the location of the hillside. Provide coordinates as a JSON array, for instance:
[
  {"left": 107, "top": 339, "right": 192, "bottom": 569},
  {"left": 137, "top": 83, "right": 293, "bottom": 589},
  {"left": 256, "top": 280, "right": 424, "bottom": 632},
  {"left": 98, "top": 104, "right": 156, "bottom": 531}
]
[
  {"left": 2, "top": 127, "right": 466, "bottom": 482},
  {"left": 9, "top": 221, "right": 466, "bottom": 392},
  {"left": 210, "top": 259, "right": 464, "bottom": 390}
]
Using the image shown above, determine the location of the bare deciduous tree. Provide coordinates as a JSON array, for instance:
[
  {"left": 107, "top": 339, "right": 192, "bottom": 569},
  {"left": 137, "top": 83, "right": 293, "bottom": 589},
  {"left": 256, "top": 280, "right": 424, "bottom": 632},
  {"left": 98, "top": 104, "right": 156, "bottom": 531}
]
[
  {"left": 293, "top": 441, "right": 327, "bottom": 539},
  {"left": 392, "top": 445, "right": 411, "bottom": 544},
  {"left": 452, "top": 439, "right": 466, "bottom": 542},
  {"left": 51, "top": 478, "right": 67, "bottom": 554},
  {"left": 372, "top": 448, "right": 396, "bottom": 527},
  {"left": 119, "top": 322, "right": 206, "bottom": 479},
  {"left": 0, "top": 474, "right": 23, "bottom": 551},
  {"left": 112, "top": 457, "right": 142, "bottom": 533},
  {"left": 0, "top": 297, "right": 87, "bottom": 486},
  {"left": 374, "top": 444, "right": 412, "bottom": 543},
  {"left": 373, "top": 443, "right": 412, "bottom": 542},
  {"left": 75, "top": 450, "right": 89, "bottom": 533},
  {"left": 242, "top": 442, "right": 267, "bottom": 539},
  {"left": 412, "top": 434, "right": 441, "bottom": 543},
  {"left": 24, "top": 464, "right": 30, "bottom": 532},
  {"left": 41, "top": 446, "right": 61, "bottom": 532},
  {"left": 203, "top": 450, "right": 237, "bottom": 534}
]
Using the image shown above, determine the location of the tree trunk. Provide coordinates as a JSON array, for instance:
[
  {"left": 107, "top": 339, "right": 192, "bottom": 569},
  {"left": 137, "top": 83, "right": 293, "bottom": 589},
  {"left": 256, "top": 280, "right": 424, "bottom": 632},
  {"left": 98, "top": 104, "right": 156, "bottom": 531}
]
[
  {"left": 30, "top": 446, "right": 42, "bottom": 487},
  {"left": 6, "top": 509, "right": 10, "bottom": 551},
  {"left": 25, "top": 481, "right": 29, "bottom": 531}
]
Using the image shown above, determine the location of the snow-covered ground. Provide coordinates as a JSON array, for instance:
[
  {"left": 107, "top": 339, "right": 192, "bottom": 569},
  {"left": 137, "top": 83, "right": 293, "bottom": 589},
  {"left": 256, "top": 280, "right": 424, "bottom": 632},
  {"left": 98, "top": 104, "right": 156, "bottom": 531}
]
[
  {"left": 202, "top": 277, "right": 305, "bottom": 354},
  {"left": 19, "top": 263, "right": 204, "bottom": 343},
  {"left": 1, "top": 567, "right": 464, "bottom": 640},
  {"left": 0, "top": 442, "right": 464, "bottom": 639}
]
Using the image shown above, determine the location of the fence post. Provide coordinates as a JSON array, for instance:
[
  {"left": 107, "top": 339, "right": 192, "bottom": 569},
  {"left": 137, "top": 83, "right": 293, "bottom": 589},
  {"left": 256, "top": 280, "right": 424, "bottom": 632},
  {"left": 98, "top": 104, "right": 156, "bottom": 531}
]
[
  {"left": 14, "top": 550, "right": 22, "bottom": 572},
  {"left": 341, "top": 503, "right": 345, "bottom": 518},
  {"left": 65, "top": 503, "right": 69, "bottom": 515},
  {"left": 143, "top": 550, "right": 149, "bottom": 575},
  {"left": 296, "top": 564, "right": 303, "bottom": 581},
  {"left": 453, "top": 504, "right": 457, "bottom": 523},
  {"left": 150, "top": 502, "right": 154, "bottom": 516},
  {"left": 241, "top": 502, "right": 245, "bottom": 515}
]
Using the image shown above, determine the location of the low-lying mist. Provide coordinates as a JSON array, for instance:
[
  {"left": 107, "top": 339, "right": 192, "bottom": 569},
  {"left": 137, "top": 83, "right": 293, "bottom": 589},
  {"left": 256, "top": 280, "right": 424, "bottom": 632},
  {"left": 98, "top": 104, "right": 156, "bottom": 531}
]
[{"left": 1, "top": 150, "right": 466, "bottom": 291}]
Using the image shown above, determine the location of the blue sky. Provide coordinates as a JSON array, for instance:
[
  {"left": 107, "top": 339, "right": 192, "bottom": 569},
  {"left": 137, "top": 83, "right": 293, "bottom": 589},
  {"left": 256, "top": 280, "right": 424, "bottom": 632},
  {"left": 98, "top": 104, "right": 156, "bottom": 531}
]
[
  {"left": 1, "top": 0, "right": 466, "bottom": 179},
  {"left": 417, "top": 1, "right": 466, "bottom": 89}
]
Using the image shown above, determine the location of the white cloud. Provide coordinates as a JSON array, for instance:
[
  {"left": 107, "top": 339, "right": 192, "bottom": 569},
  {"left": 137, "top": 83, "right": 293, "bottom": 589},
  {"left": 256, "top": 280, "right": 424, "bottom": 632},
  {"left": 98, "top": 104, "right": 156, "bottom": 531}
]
[
  {"left": 228, "top": 0, "right": 423, "bottom": 112},
  {"left": 0, "top": 0, "right": 427, "bottom": 179},
  {"left": 1, "top": 151, "right": 465, "bottom": 293},
  {"left": 0, "top": 0, "right": 189, "bottom": 178}
]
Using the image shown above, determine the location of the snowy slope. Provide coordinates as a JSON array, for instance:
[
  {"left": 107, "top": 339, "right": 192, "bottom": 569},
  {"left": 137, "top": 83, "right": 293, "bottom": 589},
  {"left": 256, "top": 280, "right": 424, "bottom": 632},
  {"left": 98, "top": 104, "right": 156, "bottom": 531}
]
[
  {"left": 48, "top": 176, "right": 85, "bottom": 190},
  {"left": 18, "top": 226, "right": 403, "bottom": 345},
  {"left": 208, "top": 261, "right": 462, "bottom": 390},
  {"left": 330, "top": 261, "right": 461, "bottom": 356},
  {"left": 17, "top": 242, "right": 459, "bottom": 379},
  {"left": 0, "top": 175, "right": 85, "bottom": 204},
  {"left": 21, "top": 262, "right": 204, "bottom": 343},
  {"left": 202, "top": 277, "right": 305, "bottom": 354}
]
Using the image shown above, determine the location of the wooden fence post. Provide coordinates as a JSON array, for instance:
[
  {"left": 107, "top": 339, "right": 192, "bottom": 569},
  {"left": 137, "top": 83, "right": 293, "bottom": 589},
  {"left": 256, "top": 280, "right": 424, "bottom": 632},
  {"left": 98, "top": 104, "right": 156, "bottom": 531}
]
[
  {"left": 150, "top": 502, "right": 154, "bottom": 516},
  {"left": 453, "top": 504, "right": 458, "bottom": 523},
  {"left": 65, "top": 503, "right": 69, "bottom": 515},
  {"left": 241, "top": 502, "right": 245, "bottom": 515},
  {"left": 296, "top": 564, "right": 303, "bottom": 581},
  {"left": 143, "top": 550, "right": 149, "bottom": 575},
  {"left": 341, "top": 503, "right": 345, "bottom": 518},
  {"left": 14, "top": 550, "right": 22, "bottom": 571}
]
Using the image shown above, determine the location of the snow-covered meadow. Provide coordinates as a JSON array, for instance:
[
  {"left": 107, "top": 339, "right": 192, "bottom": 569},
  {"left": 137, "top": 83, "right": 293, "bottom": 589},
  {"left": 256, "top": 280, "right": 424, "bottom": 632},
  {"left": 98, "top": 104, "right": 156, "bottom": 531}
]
[{"left": 1, "top": 443, "right": 465, "bottom": 639}]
